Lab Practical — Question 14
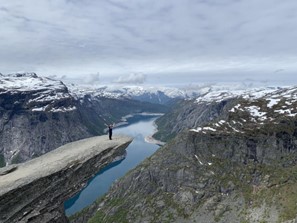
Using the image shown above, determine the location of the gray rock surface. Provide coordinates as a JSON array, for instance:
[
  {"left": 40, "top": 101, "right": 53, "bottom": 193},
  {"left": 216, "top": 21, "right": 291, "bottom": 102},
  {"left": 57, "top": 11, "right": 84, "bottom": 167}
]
[
  {"left": 153, "top": 98, "right": 236, "bottom": 141},
  {"left": 0, "top": 135, "right": 132, "bottom": 223}
]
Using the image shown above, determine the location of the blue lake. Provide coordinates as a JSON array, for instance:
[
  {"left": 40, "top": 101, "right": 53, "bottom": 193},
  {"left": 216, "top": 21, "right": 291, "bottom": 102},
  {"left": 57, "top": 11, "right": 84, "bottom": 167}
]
[{"left": 64, "top": 114, "right": 160, "bottom": 216}]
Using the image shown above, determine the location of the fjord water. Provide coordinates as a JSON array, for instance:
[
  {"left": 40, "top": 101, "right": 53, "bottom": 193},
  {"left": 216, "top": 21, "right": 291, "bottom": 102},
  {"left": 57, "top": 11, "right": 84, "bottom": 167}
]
[{"left": 64, "top": 114, "right": 160, "bottom": 216}]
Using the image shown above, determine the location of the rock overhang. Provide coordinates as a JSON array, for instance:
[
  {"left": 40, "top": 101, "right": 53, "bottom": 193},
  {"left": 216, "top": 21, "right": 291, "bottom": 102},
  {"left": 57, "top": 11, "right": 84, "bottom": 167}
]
[{"left": 0, "top": 135, "right": 133, "bottom": 223}]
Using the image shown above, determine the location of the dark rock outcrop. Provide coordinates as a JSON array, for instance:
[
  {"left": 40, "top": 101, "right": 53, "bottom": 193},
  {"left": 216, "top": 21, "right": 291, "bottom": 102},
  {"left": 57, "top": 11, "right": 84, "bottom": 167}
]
[{"left": 0, "top": 135, "right": 132, "bottom": 223}]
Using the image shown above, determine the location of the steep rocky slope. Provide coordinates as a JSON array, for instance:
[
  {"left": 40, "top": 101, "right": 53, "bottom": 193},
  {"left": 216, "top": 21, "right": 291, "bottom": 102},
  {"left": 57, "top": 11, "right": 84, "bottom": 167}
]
[
  {"left": 0, "top": 73, "right": 166, "bottom": 166},
  {"left": 153, "top": 87, "right": 278, "bottom": 141},
  {"left": 152, "top": 98, "right": 235, "bottom": 141},
  {"left": 73, "top": 86, "right": 297, "bottom": 223}
]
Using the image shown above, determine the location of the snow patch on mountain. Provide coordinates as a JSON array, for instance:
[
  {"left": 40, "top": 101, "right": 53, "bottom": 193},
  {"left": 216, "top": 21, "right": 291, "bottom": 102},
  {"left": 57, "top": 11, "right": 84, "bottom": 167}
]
[
  {"left": 191, "top": 85, "right": 297, "bottom": 134},
  {"left": 267, "top": 98, "right": 281, "bottom": 108},
  {"left": 0, "top": 73, "right": 75, "bottom": 113},
  {"left": 195, "top": 86, "right": 278, "bottom": 104},
  {"left": 67, "top": 84, "right": 194, "bottom": 104},
  {"left": 245, "top": 106, "right": 267, "bottom": 120},
  {"left": 0, "top": 73, "right": 66, "bottom": 93}
]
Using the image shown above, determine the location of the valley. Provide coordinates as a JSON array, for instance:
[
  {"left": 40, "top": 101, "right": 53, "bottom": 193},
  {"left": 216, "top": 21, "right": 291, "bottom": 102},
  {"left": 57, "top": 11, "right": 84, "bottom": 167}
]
[
  {"left": 64, "top": 114, "right": 161, "bottom": 216},
  {"left": 1, "top": 72, "right": 297, "bottom": 223},
  {"left": 71, "top": 85, "right": 297, "bottom": 223},
  {"left": 2, "top": 1, "right": 297, "bottom": 222}
]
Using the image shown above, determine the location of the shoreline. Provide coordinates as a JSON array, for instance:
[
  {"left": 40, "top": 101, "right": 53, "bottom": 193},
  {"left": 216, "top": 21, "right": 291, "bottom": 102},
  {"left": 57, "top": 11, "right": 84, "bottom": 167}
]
[
  {"left": 144, "top": 135, "right": 165, "bottom": 146},
  {"left": 119, "top": 112, "right": 164, "bottom": 124},
  {"left": 117, "top": 112, "right": 164, "bottom": 128},
  {"left": 144, "top": 116, "right": 166, "bottom": 146},
  {"left": 105, "top": 112, "right": 166, "bottom": 146},
  {"left": 104, "top": 112, "right": 164, "bottom": 133}
]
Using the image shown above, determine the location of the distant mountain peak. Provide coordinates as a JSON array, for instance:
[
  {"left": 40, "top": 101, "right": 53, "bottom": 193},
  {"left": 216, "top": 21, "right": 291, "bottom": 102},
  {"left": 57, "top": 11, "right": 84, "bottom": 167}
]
[
  {"left": 0, "top": 72, "right": 67, "bottom": 93},
  {"left": 6, "top": 72, "right": 38, "bottom": 78}
]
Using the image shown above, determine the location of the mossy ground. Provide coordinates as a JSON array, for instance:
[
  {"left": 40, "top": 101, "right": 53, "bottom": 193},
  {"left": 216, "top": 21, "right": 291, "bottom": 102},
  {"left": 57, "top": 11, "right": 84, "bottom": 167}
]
[{"left": 88, "top": 198, "right": 129, "bottom": 223}]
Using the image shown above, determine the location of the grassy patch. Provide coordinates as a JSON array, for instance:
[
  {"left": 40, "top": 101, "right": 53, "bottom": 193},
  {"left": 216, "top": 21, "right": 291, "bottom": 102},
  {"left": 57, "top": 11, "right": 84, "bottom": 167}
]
[
  {"left": 88, "top": 209, "right": 129, "bottom": 223},
  {"left": 87, "top": 198, "right": 128, "bottom": 223},
  {"left": 277, "top": 182, "right": 297, "bottom": 221}
]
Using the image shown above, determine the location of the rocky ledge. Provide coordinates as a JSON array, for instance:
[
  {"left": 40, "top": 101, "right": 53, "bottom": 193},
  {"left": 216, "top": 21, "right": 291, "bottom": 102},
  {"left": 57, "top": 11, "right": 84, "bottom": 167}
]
[{"left": 0, "top": 135, "right": 132, "bottom": 223}]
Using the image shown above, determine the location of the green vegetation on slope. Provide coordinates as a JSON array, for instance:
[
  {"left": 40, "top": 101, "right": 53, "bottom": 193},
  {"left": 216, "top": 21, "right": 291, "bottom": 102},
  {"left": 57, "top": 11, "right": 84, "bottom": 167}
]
[
  {"left": 11, "top": 153, "right": 22, "bottom": 164},
  {"left": 0, "top": 154, "right": 5, "bottom": 167}
]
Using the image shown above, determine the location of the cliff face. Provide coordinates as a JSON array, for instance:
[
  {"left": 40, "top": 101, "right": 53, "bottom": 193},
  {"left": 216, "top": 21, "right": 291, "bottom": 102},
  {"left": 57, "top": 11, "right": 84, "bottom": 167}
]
[
  {"left": 0, "top": 73, "right": 166, "bottom": 166},
  {"left": 77, "top": 86, "right": 297, "bottom": 223},
  {"left": 153, "top": 87, "right": 279, "bottom": 142},
  {"left": 0, "top": 135, "right": 132, "bottom": 223},
  {"left": 153, "top": 98, "right": 236, "bottom": 141}
]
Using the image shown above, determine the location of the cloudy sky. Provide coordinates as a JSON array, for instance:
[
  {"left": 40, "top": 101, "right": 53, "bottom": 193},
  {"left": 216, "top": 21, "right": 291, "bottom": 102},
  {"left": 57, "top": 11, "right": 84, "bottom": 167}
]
[{"left": 1, "top": 0, "right": 297, "bottom": 85}]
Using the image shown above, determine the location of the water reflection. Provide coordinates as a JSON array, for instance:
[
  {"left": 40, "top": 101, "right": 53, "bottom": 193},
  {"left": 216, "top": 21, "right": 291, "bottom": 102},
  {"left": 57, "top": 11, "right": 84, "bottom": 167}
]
[
  {"left": 64, "top": 158, "right": 125, "bottom": 209},
  {"left": 64, "top": 115, "right": 160, "bottom": 216}
]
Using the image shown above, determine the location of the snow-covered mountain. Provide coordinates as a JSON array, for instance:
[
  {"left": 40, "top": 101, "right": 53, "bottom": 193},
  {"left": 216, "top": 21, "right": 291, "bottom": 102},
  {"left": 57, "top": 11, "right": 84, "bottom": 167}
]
[
  {"left": 68, "top": 82, "right": 279, "bottom": 105},
  {"left": 0, "top": 73, "right": 166, "bottom": 166},
  {"left": 194, "top": 86, "right": 279, "bottom": 104},
  {"left": 0, "top": 72, "right": 76, "bottom": 113},
  {"left": 191, "top": 86, "right": 297, "bottom": 134},
  {"left": 1, "top": 72, "right": 293, "bottom": 167},
  {"left": 153, "top": 85, "right": 295, "bottom": 141},
  {"left": 0, "top": 72, "right": 65, "bottom": 92},
  {"left": 67, "top": 84, "right": 194, "bottom": 105}
]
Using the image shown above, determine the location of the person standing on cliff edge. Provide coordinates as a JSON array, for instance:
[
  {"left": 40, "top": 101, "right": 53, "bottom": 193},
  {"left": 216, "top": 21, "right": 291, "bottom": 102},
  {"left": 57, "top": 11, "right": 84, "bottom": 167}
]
[{"left": 106, "top": 124, "right": 114, "bottom": 140}]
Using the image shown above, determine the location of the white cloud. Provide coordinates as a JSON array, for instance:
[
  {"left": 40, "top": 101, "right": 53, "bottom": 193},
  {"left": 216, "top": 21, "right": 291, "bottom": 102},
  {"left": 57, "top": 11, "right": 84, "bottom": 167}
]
[
  {"left": 114, "top": 73, "right": 146, "bottom": 84},
  {"left": 0, "top": 0, "right": 297, "bottom": 85},
  {"left": 84, "top": 73, "right": 100, "bottom": 85}
]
